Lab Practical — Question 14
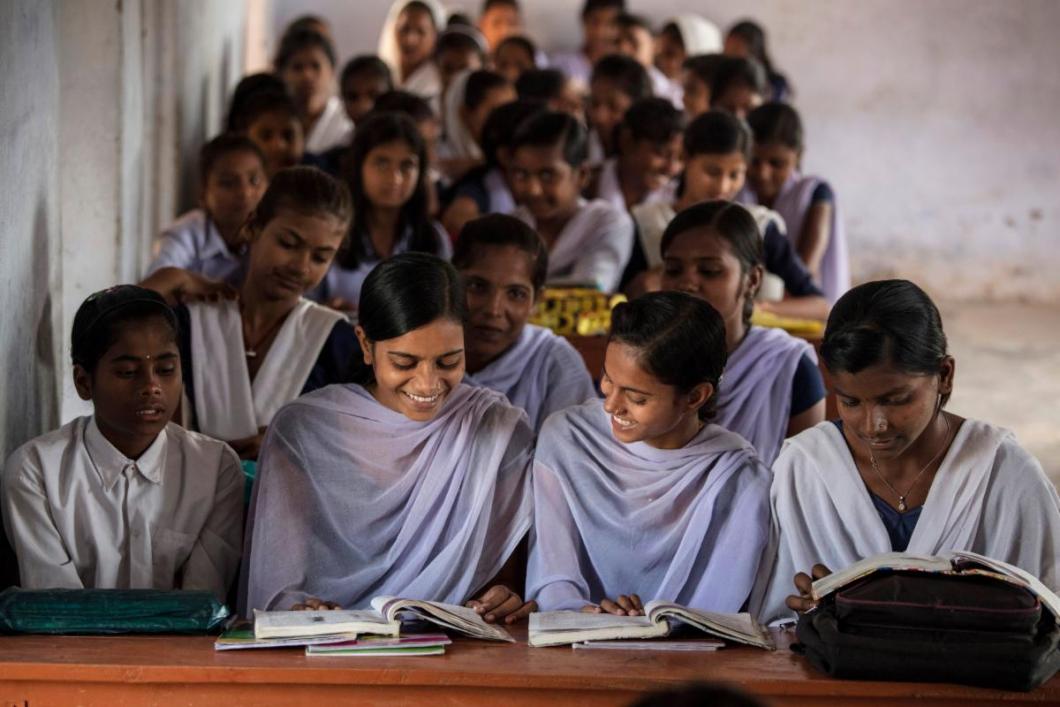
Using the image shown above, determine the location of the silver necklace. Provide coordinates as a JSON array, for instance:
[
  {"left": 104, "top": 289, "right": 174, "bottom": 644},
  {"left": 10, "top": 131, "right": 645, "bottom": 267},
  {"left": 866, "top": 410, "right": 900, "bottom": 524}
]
[{"left": 867, "top": 415, "right": 951, "bottom": 512}]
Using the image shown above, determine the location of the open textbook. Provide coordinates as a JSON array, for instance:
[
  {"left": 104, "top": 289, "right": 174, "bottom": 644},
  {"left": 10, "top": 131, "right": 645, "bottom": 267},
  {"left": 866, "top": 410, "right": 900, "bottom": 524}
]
[
  {"left": 529, "top": 602, "right": 774, "bottom": 649},
  {"left": 810, "top": 550, "right": 1060, "bottom": 618}
]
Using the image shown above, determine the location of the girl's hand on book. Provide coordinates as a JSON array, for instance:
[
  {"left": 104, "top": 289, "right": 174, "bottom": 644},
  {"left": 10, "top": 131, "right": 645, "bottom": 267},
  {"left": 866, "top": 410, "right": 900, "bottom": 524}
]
[
  {"left": 466, "top": 585, "right": 537, "bottom": 624},
  {"left": 785, "top": 564, "right": 832, "bottom": 613},
  {"left": 291, "top": 597, "right": 342, "bottom": 611},
  {"left": 583, "top": 594, "right": 644, "bottom": 616}
]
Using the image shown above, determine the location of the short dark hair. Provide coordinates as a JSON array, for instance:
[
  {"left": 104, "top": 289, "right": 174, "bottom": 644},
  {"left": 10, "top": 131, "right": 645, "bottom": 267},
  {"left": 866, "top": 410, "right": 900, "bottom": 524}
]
[
  {"left": 464, "top": 69, "right": 509, "bottom": 110},
  {"left": 746, "top": 101, "right": 803, "bottom": 152},
  {"left": 821, "top": 280, "right": 951, "bottom": 405},
  {"left": 199, "top": 134, "right": 266, "bottom": 186},
  {"left": 682, "top": 53, "right": 725, "bottom": 88},
  {"left": 511, "top": 110, "right": 589, "bottom": 167},
  {"left": 683, "top": 109, "right": 753, "bottom": 162},
  {"left": 354, "top": 253, "right": 467, "bottom": 384},
  {"left": 516, "top": 68, "right": 568, "bottom": 103},
  {"left": 711, "top": 56, "right": 767, "bottom": 104},
  {"left": 371, "top": 90, "right": 436, "bottom": 123},
  {"left": 590, "top": 53, "right": 652, "bottom": 102},
  {"left": 621, "top": 97, "right": 684, "bottom": 147},
  {"left": 616, "top": 12, "right": 651, "bottom": 32},
  {"left": 274, "top": 29, "right": 337, "bottom": 71},
  {"left": 226, "top": 73, "right": 287, "bottom": 132},
  {"left": 249, "top": 166, "right": 352, "bottom": 234},
  {"left": 479, "top": 98, "right": 546, "bottom": 166},
  {"left": 496, "top": 35, "right": 537, "bottom": 63},
  {"left": 609, "top": 290, "right": 727, "bottom": 421},
  {"left": 482, "top": 0, "right": 520, "bottom": 12},
  {"left": 71, "top": 286, "right": 179, "bottom": 375},
  {"left": 340, "top": 55, "right": 393, "bottom": 92},
  {"left": 452, "top": 214, "right": 549, "bottom": 290},
  {"left": 230, "top": 90, "right": 299, "bottom": 133},
  {"left": 727, "top": 20, "right": 778, "bottom": 80},
  {"left": 436, "top": 26, "right": 488, "bottom": 62},
  {"left": 581, "top": 0, "right": 625, "bottom": 20}
]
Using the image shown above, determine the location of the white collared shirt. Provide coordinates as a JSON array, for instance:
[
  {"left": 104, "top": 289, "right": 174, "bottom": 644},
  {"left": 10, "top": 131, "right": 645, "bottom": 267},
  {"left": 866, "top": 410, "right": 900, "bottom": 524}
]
[
  {"left": 146, "top": 208, "right": 243, "bottom": 284},
  {"left": 305, "top": 95, "right": 354, "bottom": 154},
  {"left": 2, "top": 417, "right": 244, "bottom": 600}
]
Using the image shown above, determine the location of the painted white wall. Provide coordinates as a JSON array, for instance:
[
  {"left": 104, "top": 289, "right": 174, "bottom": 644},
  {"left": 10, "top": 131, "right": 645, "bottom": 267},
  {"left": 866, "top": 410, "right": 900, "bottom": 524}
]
[{"left": 270, "top": 0, "right": 1060, "bottom": 301}]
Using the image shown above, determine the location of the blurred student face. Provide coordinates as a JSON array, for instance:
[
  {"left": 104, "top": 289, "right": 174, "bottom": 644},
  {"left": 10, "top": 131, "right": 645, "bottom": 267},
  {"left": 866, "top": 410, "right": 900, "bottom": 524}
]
[
  {"left": 479, "top": 4, "right": 521, "bottom": 50},
  {"left": 681, "top": 72, "right": 710, "bottom": 119},
  {"left": 723, "top": 33, "right": 750, "bottom": 58},
  {"left": 494, "top": 42, "right": 535, "bottom": 84},
  {"left": 202, "top": 150, "right": 267, "bottom": 241},
  {"left": 583, "top": 7, "right": 620, "bottom": 55},
  {"left": 622, "top": 133, "right": 683, "bottom": 193},
  {"left": 617, "top": 25, "right": 655, "bottom": 68},
  {"left": 588, "top": 78, "right": 633, "bottom": 155},
  {"left": 281, "top": 47, "right": 334, "bottom": 113},
  {"left": 462, "top": 85, "right": 516, "bottom": 145},
  {"left": 660, "top": 226, "right": 761, "bottom": 349},
  {"left": 438, "top": 48, "right": 484, "bottom": 93},
  {"left": 654, "top": 31, "right": 685, "bottom": 80},
  {"left": 462, "top": 244, "right": 537, "bottom": 367},
  {"left": 246, "top": 207, "right": 345, "bottom": 300},
  {"left": 74, "top": 317, "right": 181, "bottom": 457},
  {"left": 600, "top": 341, "right": 709, "bottom": 449},
  {"left": 510, "top": 143, "right": 586, "bottom": 224},
  {"left": 246, "top": 111, "right": 304, "bottom": 177},
  {"left": 357, "top": 318, "right": 466, "bottom": 421},
  {"left": 342, "top": 72, "right": 390, "bottom": 123},
  {"left": 749, "top": 142, "right": 799, "bottom": 203},
  {"left": 713, "top": 83, "right": 762, "bottom": 120},
  {"left": 362, "top": 139, "right": 421, "bottom": 209},
  {"left": 549, "top": 80, "right": 587, "bottom": 124},
  {"left": 396, "top": 6, "right": 437, "bottom": 70},
  {"left": 683, "top": 151, "right": 747, "bottom": 203}
]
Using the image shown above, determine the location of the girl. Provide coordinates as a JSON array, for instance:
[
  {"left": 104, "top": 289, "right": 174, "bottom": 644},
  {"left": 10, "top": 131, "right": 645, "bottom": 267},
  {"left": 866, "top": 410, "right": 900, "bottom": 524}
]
[
  {"left": 339, "top": 55, "right": 394, "bottom": 126},
  {"left": 493, "top": 35, "right": 538, "bottom": 85},
  {"left": 479, "top": 0, "right": 523, "bottom": 51},
  {"left": 275, "top": 29, "right": 353, "bottom": 154},
  {"left": 515, "top": 69, "right": 586, "bottom": 124},
  {"left": 455, "top": 214, "right": 596, "bottom": 431},
  {"left": 753, "top": 280, "right": 1060, "bottom": 623},
  {"left": 378, "top": 0, "right": 447, "bottom": 107},
  {"left": 615, "top": 13, "right": 680, "bottom": 106},
  {"left": 147, "top": 134, "right": 267, "bottom": 285},
  {"left": 315, "top": 112, "right": 451, "bottom": 311},
  {"left": 631, "top": 110, "right": 828, "bottom": 320},
  {"left": 681, "top": 53, "right": 725, "bottom": 120},
  {"left": 438, "top": 69, "right": 516, "bottom": 180},
  {"left": 509, "top": 111, "right": 634, "bottom": 292},
  {"left": 659, "top": 201, "right": 826, "bottom": 464},
  {"left": 243, "top": 253, "right": 535, "bottom": 623},
  {"left": 654, "top": 14, "right": 722, "bottom": 84},
  {"left": 435, "top": 26, "right": 489, "bottom": 96},
  {"left": 143, "top": 167, "right": 356, "bottom": 461},
  {"left": 587, "top": 53, "right": 652, "bottom": 161},
  {"left": 231, "top": 90, "right": 307, "bottom": 179},
  {"left": 725, "top": 20, "right": 791, "bottom": 102},
  {"left": 742, "top": 102, "right": 850, "bottom": 303},
  {"left": 2, "top": 286, "right": 243, "bottom": 600},
  {"left": 550, "top": 0, "right": 624, "bottom": 89},
  {"left": 710, "top": 56, "right": 766, "bottom": 119},
  {"left": 527, "top": 291, "right": 771, "bottom": 613}
]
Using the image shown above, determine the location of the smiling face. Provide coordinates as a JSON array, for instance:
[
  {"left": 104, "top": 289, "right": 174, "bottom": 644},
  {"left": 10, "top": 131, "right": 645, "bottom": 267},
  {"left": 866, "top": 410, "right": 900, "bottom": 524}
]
[
  {"left": 362, "top": 139, "right": 421, "bottom": 209},
  {"left": 509, "top": 143, "right": 585, "bottom": 224},
  {"left": 682, "top": 150, "right": 747, "bottom": 203},
  {"left": 202, "top": 150, "right": 268, "bottom": 243},
  {"left": 281, "top": 46, "right": 334, "bottom": 113},
  {"left": 600, "top": 341, "right": 710, "bottom": 449},
  {"left": 357, "top": 318, "right": 466, "bottom": 421},
  {"left": 74, "top": 316, "right": 181, "bottom": 458},
  {"left": 244, "top": 207, "right": 346, "bottom": 301},
  {"left": 461, "top": 244, "right": 538, "bottom": 370},
  {"left": 623, "top": 132, "right": 683, "bottom": 193},
  {"left": 748, "top": 141, "right": 799, "bottom": 203},
  {"left": 832, "top": 360, "right": 954, "bottom": 463}
]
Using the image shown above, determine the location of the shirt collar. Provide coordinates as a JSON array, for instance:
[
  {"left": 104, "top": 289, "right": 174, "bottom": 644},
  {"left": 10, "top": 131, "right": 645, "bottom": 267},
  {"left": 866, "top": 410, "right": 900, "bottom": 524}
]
[
  {"left": 200, "top": 214, "right": 234, "bottom": 261},
  {"left": 84, "top": 417, "right": 167, "bottom": 491}
]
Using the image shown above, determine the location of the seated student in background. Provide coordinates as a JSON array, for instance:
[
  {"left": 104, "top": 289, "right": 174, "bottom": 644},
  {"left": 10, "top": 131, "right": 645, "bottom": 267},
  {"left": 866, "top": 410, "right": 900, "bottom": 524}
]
[
  {"left": 279, "top": 14, "right": 332, "bottom": 42},
  {"left": 478, "top": 0, "right": 523, "bottom": 52},
  {"left": 372, "top": 90, "right": 444, "bottom": 216},
  {"left": 274, "top": 29, "right": 353, "bottom": 154},
  {"left": 378, "top": 0, "right": 447, "bottom": 108},
  {"left": 527, "top": 291, "right": 771, "bottom": 614},
  {"left": 442, "top": 99, "right": 545, "bottom": 238},
  {"left": 230, "top": 90, "right": 307, "bottom": 178},
  {"left": 314, "top": 112, "right": 451, "bottom": 312},
  {"left": 516, "top": 69, "right": 587, "bottom": 124},
  {"left": 615, "top": 14, "right": 680, "bottom": 107},
  {"left": 681, "top": 53, "right": 725, "bottom": 120},
  {"left": 455, "top": 215, "right": 596, "bottom": 431},
  {"left": 631, "top": 110, "right": 829, "bottom": 321},
  {"left": 588, "top": 97, "right": 683, "bottom": 214},
  {"left": 550, "top": 0, "right": 624, "bottom": 89},
  {"left": 587, "top": 53, "right": 652, "bottom": 164},
  {"left": 725, "top": 20, "right": 791, "bottom": 102},
  {"left": 742, "top": 102, "right": 849, "bottom": 303},
  {"left": 654, "top": 14, "right": 723, "bottom": 86},
  {"left": 493, "top": 35, "right": 540, "bottom": 84},
  {"left": 435, "top": 25, "right": 489, "bottom": 96},
  {"left": 2, "top": 286, "right": 243, "bottom": 600},
  {"left": 753, "top": 280, "right": 1060, "bottom": 623},
  {"left": 243, "top": 253, "right": 535, "bottom": 623},
  {"left": 659, "top": 201, "right": 825, "bottom": 464},
  {"left": 510, "top": 111, "right": 634, "bottom": 292},
  {"left": 225, "top": 73, "right": 288, "bottom": 133},
  {"left": 146, "top": 134, "right": 267, "bottom": 285},
  {"left": 339, "top": 55, "right": 394, "bottom": 127},
  {"left": 438, "top": 69, "right": 515, "bottom": 182},
  {"left": 710, "top": 56, "right": 767, "bottom": 119},
  {"left": 144, "top": 167, "right": 356, "bottom": 461}
]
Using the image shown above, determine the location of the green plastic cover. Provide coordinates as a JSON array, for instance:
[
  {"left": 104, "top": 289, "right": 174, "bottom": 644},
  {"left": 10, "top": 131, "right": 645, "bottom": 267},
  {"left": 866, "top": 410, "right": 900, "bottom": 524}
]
[{"left": 0, "top": 587, "right": 230, "bottom": 634}]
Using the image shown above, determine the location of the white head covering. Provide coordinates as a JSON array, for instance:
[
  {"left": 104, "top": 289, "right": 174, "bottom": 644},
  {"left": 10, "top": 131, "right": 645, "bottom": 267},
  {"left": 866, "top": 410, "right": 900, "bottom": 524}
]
[
  {"left": 670, "top": 14, "right": 723, "bottom": 56},
  {"left": 527, "top": 399, "right": 772, "bottom": 612},
  {"left": 378, "top": 0, "right": 448, "bottom": 75},
  {"left": 440, "top": 68, "right": 483, "bottom": 162},
  {"left": 242, "top": 382, "right": 533, "bottom": 613}
]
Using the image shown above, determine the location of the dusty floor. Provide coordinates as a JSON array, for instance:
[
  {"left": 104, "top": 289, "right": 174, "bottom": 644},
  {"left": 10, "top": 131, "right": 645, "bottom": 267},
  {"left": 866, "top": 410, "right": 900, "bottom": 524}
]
[{"left": 940, "top": 300, "right": 1060, "bottom": 486}]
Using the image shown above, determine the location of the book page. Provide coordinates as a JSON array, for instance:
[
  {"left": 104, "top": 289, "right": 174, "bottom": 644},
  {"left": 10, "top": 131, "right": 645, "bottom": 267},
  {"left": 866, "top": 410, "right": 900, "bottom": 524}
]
[
  {"left": 532, "top": 611, "right": 656, "bottom": 632},
  {"left": 371, "top": 596, "right": 514, "bottom": 642},
  {"left": 644, "top": 602, "right": 774, "bottom": 649},
  {"left": 810, "top": 552, "right": 953, "bottom": 600},
  {"left": 951, "top": 551, "right": 1060, "bottom": 618}
]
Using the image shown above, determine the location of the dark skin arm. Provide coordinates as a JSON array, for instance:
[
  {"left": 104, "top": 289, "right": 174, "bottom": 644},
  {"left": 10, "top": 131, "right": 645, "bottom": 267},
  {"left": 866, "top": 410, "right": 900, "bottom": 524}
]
[{"left": 796, "top": 202, "right": 833, "bottom": 278}]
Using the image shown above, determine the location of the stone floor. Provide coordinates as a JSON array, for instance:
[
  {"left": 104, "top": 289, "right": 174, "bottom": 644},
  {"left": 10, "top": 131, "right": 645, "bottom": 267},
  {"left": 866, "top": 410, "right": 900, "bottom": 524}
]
[{"left": 940, "top": 300, "right": 1060, "bottom": 487}]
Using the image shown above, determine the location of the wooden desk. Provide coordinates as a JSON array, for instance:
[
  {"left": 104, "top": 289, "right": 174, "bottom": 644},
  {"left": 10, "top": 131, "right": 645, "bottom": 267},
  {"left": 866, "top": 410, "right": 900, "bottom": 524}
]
[{"left": 1, "top": 627, "right": 1057, "bottom": 706}]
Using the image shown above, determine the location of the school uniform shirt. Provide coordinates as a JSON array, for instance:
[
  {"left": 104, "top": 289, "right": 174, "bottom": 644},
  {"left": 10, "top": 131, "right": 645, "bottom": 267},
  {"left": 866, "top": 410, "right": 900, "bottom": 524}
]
[
  {"left": 527, "top": 399, "right": 771, "bottom": 612},
  {"left": 175, "top": 299, "right": 357, "bottom": 442},
  {"left": 594, "top": 158, "right": 673, "bottom": 214},
  {"left": 305, "top": 95, "right": 354, "bottom": 155},
  {"left": 548, "top": 50, "right": 592, "bottom": 90},
  {"left": 447, "top": 166, "right": 516, "bottom": 217},
  {"left": 242, "top": 383, "right": 534, "bottom": 613},
  {"left": 649, "top": 64, "right": 683, "bottom": 108},
  {"left": 514, "top": 198, "right": 634, "bottom": 292},
  {"left": 309, "top": 222, "right": 453, "bottom": 309},
  {"left": 1, "top": 417, "right": 243, "bottom": 600},
  {"left": 466, "top": 324, "right": 597, "bottom": 432},
  {"left": 146, "top": 209, "right": 244, "bottom": 285},
  {"left": 751, "top": 419, "right": 1060, "bottom": 624}
]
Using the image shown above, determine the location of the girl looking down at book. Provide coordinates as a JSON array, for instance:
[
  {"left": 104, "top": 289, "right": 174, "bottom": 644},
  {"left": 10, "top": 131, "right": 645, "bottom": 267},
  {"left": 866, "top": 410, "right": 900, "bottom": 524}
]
[
  {"left": 243, "top": 253, "right": 536, "bottom": 624},
  {"left": 526, "top": 291, "right": 771, "bottom": 616},
  {"left": 752, "top": 280, "right": 1060, "bottom": 624}
]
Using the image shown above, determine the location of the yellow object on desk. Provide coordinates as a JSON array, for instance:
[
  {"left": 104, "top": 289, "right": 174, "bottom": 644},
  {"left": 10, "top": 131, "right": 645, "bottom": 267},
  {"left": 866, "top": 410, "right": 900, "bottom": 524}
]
[
  {"left": 751, "top": 309, "right": 825, "bottom": 339},
  {"left": 531, "top": 288, "right": 626, "bottom": 337}
]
